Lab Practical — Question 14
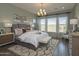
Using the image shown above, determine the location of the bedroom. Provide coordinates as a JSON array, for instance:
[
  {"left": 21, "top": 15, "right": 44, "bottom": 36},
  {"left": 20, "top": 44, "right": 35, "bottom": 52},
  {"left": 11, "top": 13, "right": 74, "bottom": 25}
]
[{"left": 0, "top": 3, "right": 79, "bottom": 56}]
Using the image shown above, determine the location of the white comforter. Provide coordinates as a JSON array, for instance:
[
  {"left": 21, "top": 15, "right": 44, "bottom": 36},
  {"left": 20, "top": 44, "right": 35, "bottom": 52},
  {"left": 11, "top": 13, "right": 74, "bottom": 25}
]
[{"left": 18, "top": 30, "right": 51, "bottom": 48}]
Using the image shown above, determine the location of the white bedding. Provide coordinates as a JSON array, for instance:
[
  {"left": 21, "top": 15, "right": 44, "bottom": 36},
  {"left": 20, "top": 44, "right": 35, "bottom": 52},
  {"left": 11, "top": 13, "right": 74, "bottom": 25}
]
[{"left": 18, "top": 30, "right": 51, "bottom": 48}]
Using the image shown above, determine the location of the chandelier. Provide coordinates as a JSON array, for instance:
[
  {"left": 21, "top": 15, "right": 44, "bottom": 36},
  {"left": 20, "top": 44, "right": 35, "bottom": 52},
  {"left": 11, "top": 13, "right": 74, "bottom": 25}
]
[{"left": 37, "top": 3, "right": 47, "bottom": 16}]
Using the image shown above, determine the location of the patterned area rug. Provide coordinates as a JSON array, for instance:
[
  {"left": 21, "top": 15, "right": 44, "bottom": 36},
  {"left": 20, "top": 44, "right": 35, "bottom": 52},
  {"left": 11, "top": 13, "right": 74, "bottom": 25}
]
[{"left": 8, "top": 39, "right": 59, "bottom": 56}]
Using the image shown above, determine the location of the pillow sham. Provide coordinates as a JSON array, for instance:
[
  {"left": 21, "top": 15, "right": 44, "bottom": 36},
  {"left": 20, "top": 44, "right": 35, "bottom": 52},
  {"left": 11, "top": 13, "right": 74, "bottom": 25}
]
[
  {"left": 22, "top": 28, "right": 26, "bottom": 33},
  {"left": 14, "top": 28, "right": 23, "bottom": 36}
]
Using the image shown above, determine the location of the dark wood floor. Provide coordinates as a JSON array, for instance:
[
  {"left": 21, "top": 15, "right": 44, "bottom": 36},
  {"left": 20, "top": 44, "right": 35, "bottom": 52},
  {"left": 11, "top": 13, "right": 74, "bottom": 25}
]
[
  {"left": 53, "top": 39, "right": 69, "bottom": 56},
  {"left": 0, "top": 39, "right": 69, "bottom": 56}
]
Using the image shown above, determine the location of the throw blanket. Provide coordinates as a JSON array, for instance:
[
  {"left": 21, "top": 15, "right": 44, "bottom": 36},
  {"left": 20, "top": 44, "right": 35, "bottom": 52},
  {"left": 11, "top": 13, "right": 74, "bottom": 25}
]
[{"left": 18, "top": 30, "right": 51, "bottom": 48}]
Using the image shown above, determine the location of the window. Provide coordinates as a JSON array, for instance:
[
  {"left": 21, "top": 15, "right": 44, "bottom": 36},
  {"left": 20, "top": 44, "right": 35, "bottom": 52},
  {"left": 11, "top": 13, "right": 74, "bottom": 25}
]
[
  {"left": 47, "top": 17, "right": 56, "bottom": 32},
  {"left": 59, "top": 16, "right": 68, "bottom": 33},
  {"left": 40, "top": 18, "right": 46, "bottom": 31},
  {"left": 32, "top": 19, "right": 36, "bottom": 29},
  {"left": 38, "top": 14, "right": 69, "bottom": 33}
]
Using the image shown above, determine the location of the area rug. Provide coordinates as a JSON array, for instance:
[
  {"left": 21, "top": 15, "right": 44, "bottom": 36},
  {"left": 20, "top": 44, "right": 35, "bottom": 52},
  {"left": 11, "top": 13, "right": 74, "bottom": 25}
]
[{"left": 8, "top": 39, "right": 59, "bottom": 56}]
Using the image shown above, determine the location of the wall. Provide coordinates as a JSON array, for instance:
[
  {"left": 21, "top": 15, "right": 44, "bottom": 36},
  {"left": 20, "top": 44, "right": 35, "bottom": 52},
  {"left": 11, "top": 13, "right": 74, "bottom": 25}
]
[
  {"left": 0, "top": 3, "right": 35, "bottom": 33},
  {"left": 75, "top": 4, "right": 79, "bottom": 18},
  {"left": 74, "top": 4, "right": 79, "bottom": 28}
]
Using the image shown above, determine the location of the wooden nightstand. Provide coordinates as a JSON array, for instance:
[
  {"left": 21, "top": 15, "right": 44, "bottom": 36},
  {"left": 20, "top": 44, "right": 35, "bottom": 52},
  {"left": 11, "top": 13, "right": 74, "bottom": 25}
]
[{"left": 0, "top": 33, "right": 14, "bottom": 46}]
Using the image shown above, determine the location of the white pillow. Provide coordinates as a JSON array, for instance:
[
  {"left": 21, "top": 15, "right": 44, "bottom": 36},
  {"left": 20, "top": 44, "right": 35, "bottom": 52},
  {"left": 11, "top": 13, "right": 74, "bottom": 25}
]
[{"left": 14, "top": 28, "right": 23, "bottom": 36}]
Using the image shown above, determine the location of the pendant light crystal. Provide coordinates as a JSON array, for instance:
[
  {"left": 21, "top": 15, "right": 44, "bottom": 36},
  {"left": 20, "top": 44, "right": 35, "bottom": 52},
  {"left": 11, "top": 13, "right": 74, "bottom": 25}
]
[{"left": 37, "top": 3, "right": 47, "bottom": 16}]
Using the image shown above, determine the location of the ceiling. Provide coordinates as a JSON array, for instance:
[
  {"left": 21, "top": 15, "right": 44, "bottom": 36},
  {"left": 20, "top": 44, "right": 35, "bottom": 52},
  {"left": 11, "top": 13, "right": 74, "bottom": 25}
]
[{"left": 11, "top": 3, "right": 75, "bottom": 15}]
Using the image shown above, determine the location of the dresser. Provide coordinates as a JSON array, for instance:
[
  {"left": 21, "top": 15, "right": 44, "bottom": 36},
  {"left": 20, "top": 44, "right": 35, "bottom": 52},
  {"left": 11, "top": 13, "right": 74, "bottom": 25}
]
[
  {"left": 69, "top": 32, "right": 79, "bottom": 56},
  {"left": 0, "top": 33, "right": 14, "bottom": 46}
]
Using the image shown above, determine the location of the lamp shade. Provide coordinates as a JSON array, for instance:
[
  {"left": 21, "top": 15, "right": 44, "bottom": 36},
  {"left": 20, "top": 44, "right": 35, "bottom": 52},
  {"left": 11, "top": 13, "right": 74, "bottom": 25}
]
[
  {"left": 4, "top": 23, "right": 12, "bottom": 27},
  {"left": 70, "top": 19, "right": 78, "bottom": 24}
]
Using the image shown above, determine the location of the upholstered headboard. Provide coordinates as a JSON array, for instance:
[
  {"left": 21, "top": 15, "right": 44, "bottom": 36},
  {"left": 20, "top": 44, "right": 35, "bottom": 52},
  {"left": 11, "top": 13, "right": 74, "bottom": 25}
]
[{"left": 11, "top": 24, "right": 31, "bottom": 32}]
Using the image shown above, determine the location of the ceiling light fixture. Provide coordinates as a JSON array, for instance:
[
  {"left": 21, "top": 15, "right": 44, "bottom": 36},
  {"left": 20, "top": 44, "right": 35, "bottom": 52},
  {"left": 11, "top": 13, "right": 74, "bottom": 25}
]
[{"left": 37, "top": 3, "right": 47, "bottom": 16}]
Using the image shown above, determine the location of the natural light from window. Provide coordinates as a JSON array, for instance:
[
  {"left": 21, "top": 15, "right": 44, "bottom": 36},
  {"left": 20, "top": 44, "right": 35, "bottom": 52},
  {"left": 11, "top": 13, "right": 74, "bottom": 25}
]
[
  {"left": 40, "top": 18, "right": 45, "bottom": 31},
  {"left": 40, "top": 14, "right": 68, "bottom": 33},
  {"left": 47, "top": 17, "right": 56, "bottom": 32},
  {"left": 59, "top": 16, "right": 68, "bottom": 33}
]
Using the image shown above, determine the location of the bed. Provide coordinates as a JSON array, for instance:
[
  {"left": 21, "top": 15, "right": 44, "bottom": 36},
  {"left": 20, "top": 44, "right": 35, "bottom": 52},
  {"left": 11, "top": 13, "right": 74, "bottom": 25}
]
[{"left": 12, "top": 24, "right": 51, "bottom": 48}]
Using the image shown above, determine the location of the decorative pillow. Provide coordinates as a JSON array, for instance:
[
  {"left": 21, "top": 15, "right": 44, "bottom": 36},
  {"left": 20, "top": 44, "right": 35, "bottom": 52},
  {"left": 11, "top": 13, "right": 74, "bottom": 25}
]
[
  {"left": 14, "top": 28, "right": 23, "bottom": 36},
  {"left": 22, "top": 28, "right": 26, "bottom": 33}
]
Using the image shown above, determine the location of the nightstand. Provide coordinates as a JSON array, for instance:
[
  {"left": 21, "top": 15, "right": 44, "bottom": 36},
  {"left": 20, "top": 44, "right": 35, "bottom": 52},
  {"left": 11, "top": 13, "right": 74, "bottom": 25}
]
[{"left": 0, "top": 33, "right": 14, "bottom": 46}]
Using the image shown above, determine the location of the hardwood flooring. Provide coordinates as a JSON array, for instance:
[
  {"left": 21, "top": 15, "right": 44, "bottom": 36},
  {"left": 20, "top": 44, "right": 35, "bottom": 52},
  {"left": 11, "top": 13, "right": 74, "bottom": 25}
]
[{"left": 53, "top": 39, "right": 69, "bottom": 56}]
